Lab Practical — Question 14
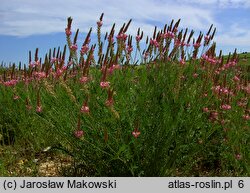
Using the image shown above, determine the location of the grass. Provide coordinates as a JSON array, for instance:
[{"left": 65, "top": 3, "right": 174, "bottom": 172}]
[{"left": 0, "top": 14, "right": 250, "bottom": 176}]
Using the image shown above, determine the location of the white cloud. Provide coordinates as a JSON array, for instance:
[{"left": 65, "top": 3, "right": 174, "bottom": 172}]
[
  {"left": 0, "top": 0, "right": 249, "bottom": 53},
  {"left": 177, "top": 0, "right": 250, "bottom": 8},
  {"left": 215, "top": 24, "right": 250, "bottom": 46},
  {"left": 0, "top": 0, "right": 217, "bottom": 37}
]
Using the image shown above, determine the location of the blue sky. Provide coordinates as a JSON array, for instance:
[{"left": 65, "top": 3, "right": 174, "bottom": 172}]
[{"left": 0, "top": 0, "right": 250, "bottom": 65}]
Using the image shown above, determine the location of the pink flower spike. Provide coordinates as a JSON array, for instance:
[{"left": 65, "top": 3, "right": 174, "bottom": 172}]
[
  {"left": 108, "top": 66, "right": 114, "bottom": 75},
  {"left": 193, "top": 43, "right": 201, "bottom": 49},
  {"left": 80, "top": 105, "right": 90, "bottom": 114},
  {"left": 136, "top": 35, "right": 141, "bottom": 42},
  {"left": 79, "top": 76, "right": 88, "bottom": 84},
  {"left": 243, "top": 114, "right": 250, "bottom": 120},
  {"left": 105, "top": 99, "right": 114, "bottom": 107},
  {"left": 108, "top": 35, "right": 114, "bottom": 43},
  {"left": 34, "top": 71, "right": 46, "bottom": 80},
  {"left": 179, "top": 59, "right": 185, "bottom": 66},
  {"left": 56, "top": 68, "right": 64, "bottom": 77},
  {"left": 36, "top": 105, "right": 42, "bottom": 113},
  {"left": 204, "top": 35, "right": 210, "bottom": 42},
  {"left": 65, "top": 28, "right": 72, "bottom": 36},
  {"left": 126, "top": 46, "right": 133, "bottom": 54},
  {"left": 202, "top": 107, "right": 209, "bottom": 113},
  {"left": 74, "top": 130, "right": 84, "bottom": 139},
  {"left": 50, "top": 57, "right": 58, "bottom": 63},
  {"left": 3, "top": 79, "right": 18, "bottom": 87},
  {"left": 203, "top": 93, "right": 208, "bottom": 97},
  {"left": 70, "top": 44, "right": 78, "bottom": 51},
  {"left": 100, "top": 81, "right": 110, "bottom": 88},
  {"left": 13, "top": 95, "right": 20, "bottom": 100},
  {"left": 81, "top": 44, "right": 89, "bottom": 55},
  {"left": 132, "top": 128, "right": 141, "bottom": 138},
  {"left": 193, "top": 73, "right": 198, "bottom": 78},
  {"left": 233, "top": 76, "right": 240, "bottom": 82},
  {"left": 220, "top": 104, "right": 231, "bottom": 110},
  {"left": 97, "top": 21, "right": 103, "bottom": 27},
  {"left": 67, "top": 61, "right": 73, "bottom": 66},
  {"left": 209, "top": 111, "right": 219, "bottom": 121},
  {"left": 235, "top": 154, "right": 242, "bottom": 160},
  {"left": 113, "top": 64, "right": 120, "bottom": 70}
]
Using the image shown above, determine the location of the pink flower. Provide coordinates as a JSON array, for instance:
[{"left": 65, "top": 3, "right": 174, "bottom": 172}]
[
  {"left": 222, "top": 88, "right": 229, "bottom": 95},
  {"left": 230, "top": 60, "right": 237, "bottom": 67},
  {"left": 193, "top": 73, "right": 198, "bottom": 78},
  {"left": 215, "top": 70, "right": 220, "bottom": 75},
  {"left": 105, "top": 99, "right": 114, "bottom": 107},
  {"left": 237, "top": 98, "right": 247, "bottom": 107},
  {"left": 244, "top": 85, "right": 250, "bottom": 94},
  {"left": 50, "top": 57, "right": 58, "bottom": 63},
  {"left": 79, "top": 76, "right": 88, "bottom": 84},
  {"left": 108, "top": 35, "right": 114, "bottom": 43},
  {"left": 80, "top": 44, "right": 89, "bottom": 55},
  {"left": 67, "top": 61, "right": 73, "bottom": 67},
  {"left": 235, "top": 154, "right": 242, "bottom": 160},
  {"left": 113, "top": 65, "right": 120, "bottom": 70},
  {"left": 150, "top": 39, "right": 159, "bottom": 47},
  {"left": 74, "top": 130, "right": 84, "bottom": 138},
  {"left": 173, "top": 27, "right": 178, "bottom": 33},
  {"left": 243, "top": 114, "right": 250, "bottom": 120},
  {"left": 100, "top": 81, "right": 110, "bottom": 88},
  {"left": 132, "top": 128, "right": 141, "bottom": 138},
  {"left": 70, "top": 44, "right": 78, "bottom": 51},
  {"left": 163, "top": 31, "right": 175, "bottom": 39},
  {"left": 136, "top": 35, "right": 141, "bottom": 42},
  {"left": 174, "top": 39, "right": 181, "bottom": 47},
  {"left": 144, "top": 52, "right": 149, "bottom": 60},
  {"left": 108, "top": 66, "right": 114, "bottom": 75},
  {"left": 34, "top": 71, "right": 46, "bottom": 80},
  {"left": 116, "top": 33, "right": 127, "bottom": 41},
  {"left": 3, "top": 79, "right": 18, "bottom": 87},
  {"left": 65, "top": 28, "right": 72, "bottom": 36},
  {"left": 29, "top": 61, "right": 40, "bottom": 68},
  {"left": 169, "top": 32, "right": 175, "bottom": 39},
  {"left": 126, "top": 45, "right": 133, "bottom": 54},
  {"left": 220, "top": 104, "right": 231, "bottom": 110},
  {"left": 202, "top": 54, "right": 209, "bottom": 60},
  {"left": 202, "top": 107, "right": 209, "bottom": 113},
  {"left": 212, "top": 85, "right": 221, "bottom": 94},
  {"left": 62, "top": 66, "right": 67, "bottom": 71},
  {"left": 56, "top": 68, "right": 64, "bottom": 77},
  {"left": 209, "top": 111, "right": 219, "bottom": 121},
  {"left": 36, "top": 105, "right": 42, "bottom": 113},
  {"left": 97, "top": 20, "right": 103, "bottom": 27},
  {"left": 13, "top": 95, "right": 20, "bottom": 100},
  {"left": 204, "top": 35, "right": 210, "bottom": 43},
  {"left": 179, "top": 59, "right": 185, "bottom": 66},
  {"left": 80, "top": 105, "right": 90, "bottom": 114},
  {"left": 233, "top": 76, "right": 240, "bottom": 82},
  {"left": 193, "top": 43, "right": 201, "bottom": 49},
  {"left": 29, "top": 62, "right": 35, "bottom": 68},
  {"left": 108, "top": 64, "right": 121, "bottom": 75}
]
